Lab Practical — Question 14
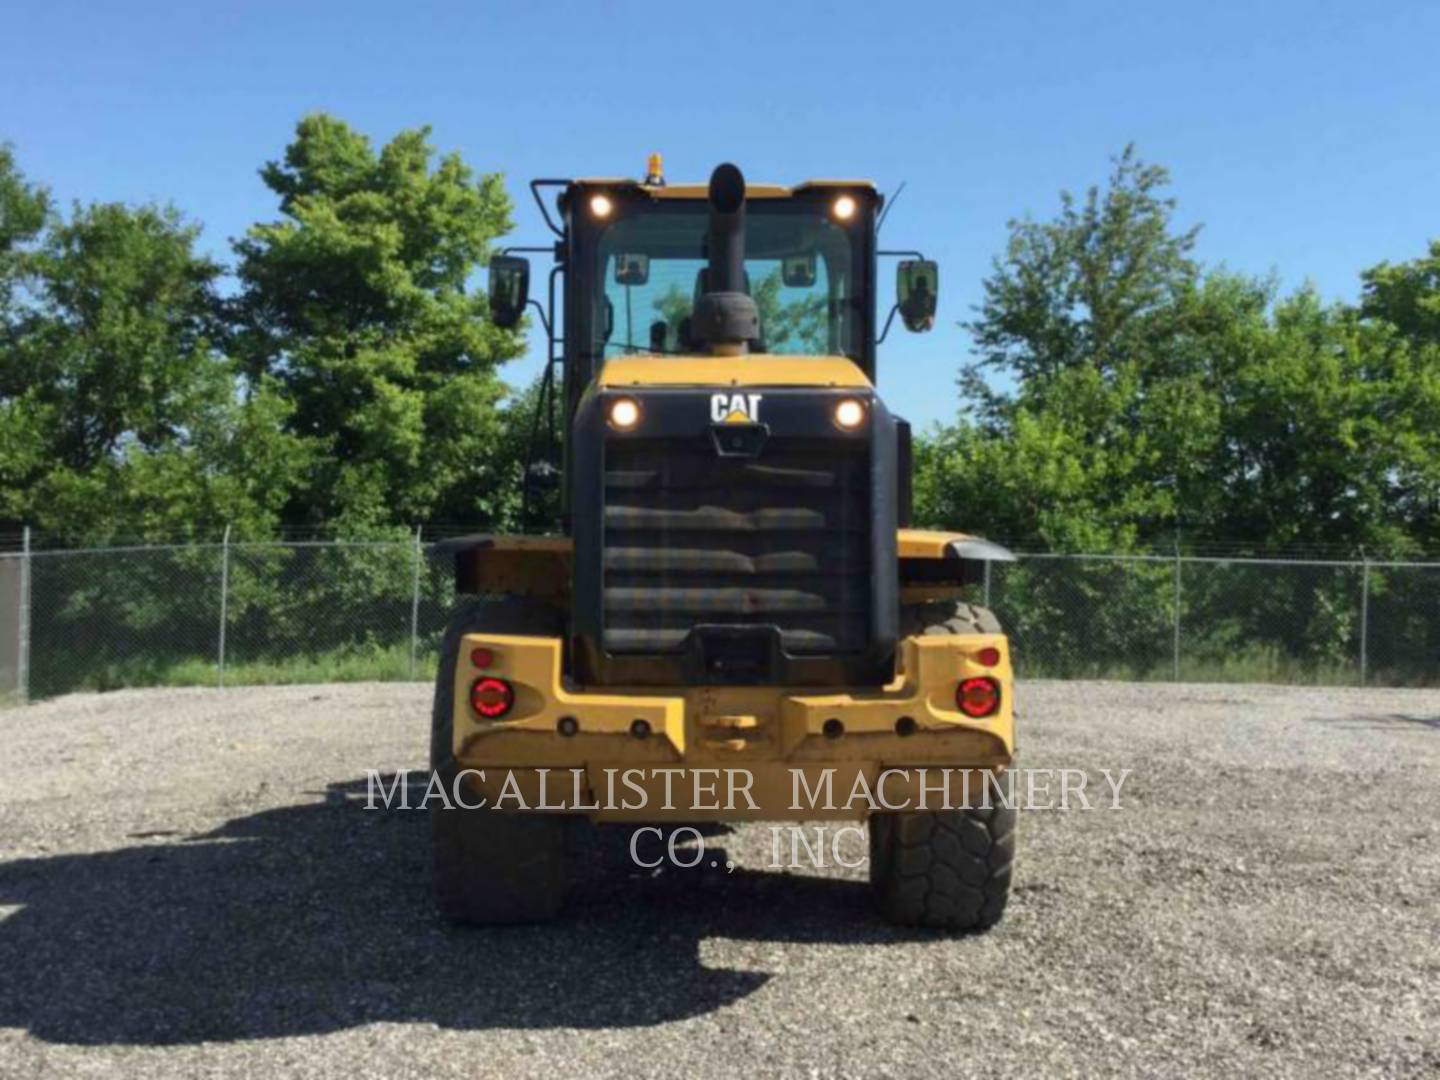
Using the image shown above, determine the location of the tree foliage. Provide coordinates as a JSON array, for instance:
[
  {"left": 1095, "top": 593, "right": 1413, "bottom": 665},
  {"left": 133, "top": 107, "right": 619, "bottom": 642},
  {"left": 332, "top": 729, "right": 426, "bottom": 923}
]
[
  {"left": 923, "top": 145, "right": 1440, "bottom": 559},
  {"left": 4, "top": 126, "right": 1440, "bottom": 570},
  {"left": 0, "top": 161, "right": 305, "bottom": 543},
  {"left": 233, "top": 115, "right": 525, "bottom": 533}
]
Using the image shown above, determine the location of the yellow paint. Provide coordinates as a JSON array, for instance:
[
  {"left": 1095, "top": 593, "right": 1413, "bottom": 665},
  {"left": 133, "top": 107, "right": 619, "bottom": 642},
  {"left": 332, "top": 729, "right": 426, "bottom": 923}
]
[
  {"left": 452, "top": 629, "right": 1013, "bottom": 821},
  {"left": 453, "top": 634, "right": 685, "bottom": 760},
  {"left": 897, "top": 528, "right": 977, "bottom": 559},
  {"left": 598, "top": 354, "right": 872, "bottom": 389}
]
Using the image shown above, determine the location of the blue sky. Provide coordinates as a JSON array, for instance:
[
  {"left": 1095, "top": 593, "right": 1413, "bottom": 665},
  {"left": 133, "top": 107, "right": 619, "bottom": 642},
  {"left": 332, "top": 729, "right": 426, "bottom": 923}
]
[{"left": 4, "top": 0, "right": 1437, "bottom": 429}]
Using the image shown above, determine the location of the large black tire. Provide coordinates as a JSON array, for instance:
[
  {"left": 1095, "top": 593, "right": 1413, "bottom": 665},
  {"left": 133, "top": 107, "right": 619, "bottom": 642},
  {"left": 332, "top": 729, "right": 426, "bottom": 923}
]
[
  {"left": 430, "top": 596, "right": 570, "bottom": 924},
  {"left": 868, "top": 599, "right": 1015, "bottom": 931}
]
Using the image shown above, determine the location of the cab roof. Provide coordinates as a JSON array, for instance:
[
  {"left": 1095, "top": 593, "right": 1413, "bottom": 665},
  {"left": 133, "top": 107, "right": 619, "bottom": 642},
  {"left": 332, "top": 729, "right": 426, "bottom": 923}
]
[{"left": 565, "top": 178, "right": 879, "bottom": 200}]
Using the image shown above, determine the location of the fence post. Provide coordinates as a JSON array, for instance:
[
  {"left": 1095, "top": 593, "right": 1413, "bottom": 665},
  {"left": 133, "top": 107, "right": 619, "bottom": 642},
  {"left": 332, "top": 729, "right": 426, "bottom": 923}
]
[
  {"left": 17, "top": 525, "right": 30, "bottom": 704},
  {"left": 983, "top": 557, "right": 992, "bottom": 608},
  {"left": 1359, "top": 558, "right": 1370, "bottom": 685},
  {"left": 409, "top": 525, "right": 423, "bottom": 680},
  {"left": 217, "top": 525, "right": 231, "bottom": 689},
  {"left": 1172, "top": 547, "right": 1182, "bottom": 681}
]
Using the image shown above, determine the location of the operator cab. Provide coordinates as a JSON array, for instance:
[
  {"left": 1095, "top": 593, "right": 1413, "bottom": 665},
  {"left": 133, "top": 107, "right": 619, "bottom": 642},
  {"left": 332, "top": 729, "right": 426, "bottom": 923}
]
[
  {"left": 487, "top": 156, "right": 939, "bottom": 535},
  {"left": 568, "top": 175, "right": 876, "bottom": 371}
]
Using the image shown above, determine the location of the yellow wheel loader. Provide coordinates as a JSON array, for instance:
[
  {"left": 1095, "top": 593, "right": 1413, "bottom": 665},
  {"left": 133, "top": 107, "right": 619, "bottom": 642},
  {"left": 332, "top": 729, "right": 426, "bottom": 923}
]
[{"left": 431, "top": 159, "right": 1017, "bottom": 930}]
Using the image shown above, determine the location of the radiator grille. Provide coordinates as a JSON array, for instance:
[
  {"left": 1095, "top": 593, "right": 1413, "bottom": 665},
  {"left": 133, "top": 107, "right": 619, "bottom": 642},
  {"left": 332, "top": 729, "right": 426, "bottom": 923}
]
[{"left": 602, "top": 435, "right": 871, "bottom": 654}]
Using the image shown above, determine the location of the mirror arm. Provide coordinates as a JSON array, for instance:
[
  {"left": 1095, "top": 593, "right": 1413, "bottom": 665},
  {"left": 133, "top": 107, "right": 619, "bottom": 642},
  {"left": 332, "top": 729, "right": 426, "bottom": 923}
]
[
  {"left": 547, "top": 262, "right": 562, "bottom": 354},
  {"left": 517, "top": 259, "right": 566, "bottom": 533},
  {"left": 519, "top": 353, "right": 558, "bottom": 532},
  {"left": 526, "top": 298, "right": 552, "bottom": 338},
  {"left": 877, "top": 303, "right": 900, "bottom": 345},
  {"left": 529, "top": 180, "right": 569, "bottom": 240}
]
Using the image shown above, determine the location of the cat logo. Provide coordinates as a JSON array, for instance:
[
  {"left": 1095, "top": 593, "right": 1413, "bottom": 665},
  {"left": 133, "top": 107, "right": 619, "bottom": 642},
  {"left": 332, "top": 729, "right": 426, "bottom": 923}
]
[{"left": 711, "top": 392, "right": 763, "bottom": 424}]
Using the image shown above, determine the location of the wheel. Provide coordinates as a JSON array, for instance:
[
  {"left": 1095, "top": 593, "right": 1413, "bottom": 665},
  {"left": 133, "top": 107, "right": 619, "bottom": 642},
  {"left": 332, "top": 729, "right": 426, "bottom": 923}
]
[
  {"left": 868, "top": 599, "right": 1015, "bottom": 931},
  {"left": 430, "top": 595, "right": 570, "bottom": 924}
]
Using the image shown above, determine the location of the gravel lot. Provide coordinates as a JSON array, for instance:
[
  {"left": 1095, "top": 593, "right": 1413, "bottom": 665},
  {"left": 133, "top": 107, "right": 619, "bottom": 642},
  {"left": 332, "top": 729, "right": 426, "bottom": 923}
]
[{"left": 1, "top": 680, "right": 1437, "bottom": 1078}]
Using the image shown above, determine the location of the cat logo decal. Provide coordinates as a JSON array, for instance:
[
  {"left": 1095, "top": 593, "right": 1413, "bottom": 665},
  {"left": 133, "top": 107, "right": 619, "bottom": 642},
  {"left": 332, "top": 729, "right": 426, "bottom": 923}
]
[{"left": 710, "top": 393, "right": 763, "bottom": 424}]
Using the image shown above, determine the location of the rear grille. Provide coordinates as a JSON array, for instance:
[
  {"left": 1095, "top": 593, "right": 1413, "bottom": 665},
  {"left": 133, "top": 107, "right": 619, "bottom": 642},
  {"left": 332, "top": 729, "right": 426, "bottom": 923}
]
[{"left": 602, "top": 436, "right": 871, "bottom": 654}]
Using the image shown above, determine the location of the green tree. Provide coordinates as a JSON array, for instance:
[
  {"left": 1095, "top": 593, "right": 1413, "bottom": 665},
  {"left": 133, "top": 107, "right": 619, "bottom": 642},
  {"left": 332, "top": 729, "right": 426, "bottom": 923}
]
[
  {"left": 0, "top": 185, "right": 305, "bottom": 542},
  {"left": 926, "top": 146, "right": 1440, "bottom": 558},
  {"left": 1361, "top": 240, "right": 1440, "bottom": 346},
  {"left": 0, "top": 146, "right": 52, "bottom": 528},
  {"left": 0, "top": 144, "right": 49, "bottom": 319},
  {"left": 233, "top": 114, "right": 524, "bottom": 533},
  {"left": 920, "top": 147, "right": 1440, "bottom": 676},
  {"left": 926, "top": 146, "right": 1204, "bottom": 551},
  {"left": 963, "top": 144, "right": 1200, "bottom": 419},
  {"left": 1355, "top": 240, "right": 1440, "bottom": 549}
]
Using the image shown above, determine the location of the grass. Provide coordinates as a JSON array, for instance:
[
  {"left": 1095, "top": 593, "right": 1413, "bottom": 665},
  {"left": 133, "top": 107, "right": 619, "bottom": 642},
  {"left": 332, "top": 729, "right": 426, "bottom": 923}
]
[
  {"left": 1016, "top": 646, "right": 1365, "bottom": 686},
  {"left": 35, "top": 643, "right": 440, "bottom": 697}
]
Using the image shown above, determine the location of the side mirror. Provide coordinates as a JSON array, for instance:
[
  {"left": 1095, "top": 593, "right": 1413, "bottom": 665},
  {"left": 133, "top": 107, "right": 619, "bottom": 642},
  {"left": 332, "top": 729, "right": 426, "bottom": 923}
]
[
  {"left": 615, "top": 253, "right": 650, "bottom": 286},
  {"left": 488, "top": 255, "right": 530, "bottom": 329},
  {"left": 897, "top": 259, "right": 938, "bottom": 332},
  {"left": 782, "top": 254, "right": 817, "bottom": 288}
]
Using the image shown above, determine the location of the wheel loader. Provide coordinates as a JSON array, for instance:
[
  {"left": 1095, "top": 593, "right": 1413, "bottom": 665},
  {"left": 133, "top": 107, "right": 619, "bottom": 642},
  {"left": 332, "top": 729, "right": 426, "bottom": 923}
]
[{"left": 431, "top": 158, "right": 1017, "bottom": 930}]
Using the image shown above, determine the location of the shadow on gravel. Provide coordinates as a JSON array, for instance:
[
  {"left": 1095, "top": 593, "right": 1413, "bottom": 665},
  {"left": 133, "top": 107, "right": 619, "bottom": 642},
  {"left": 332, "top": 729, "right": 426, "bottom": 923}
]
[
  {"left": 0, "top": 776, "right": 918, "bottom": 1046},
  {"left": 1311, "top": 712, "right": 1440, "bottom": 732}
]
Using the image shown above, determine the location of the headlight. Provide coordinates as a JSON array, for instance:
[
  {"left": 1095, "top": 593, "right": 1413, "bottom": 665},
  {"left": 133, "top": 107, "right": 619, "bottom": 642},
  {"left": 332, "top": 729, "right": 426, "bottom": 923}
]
[
  {"left": 608, "top": 397, "right": 641, "bottom": 430},
  {"left": 833, "top": 398, "right": 866, "bottom": 429}
]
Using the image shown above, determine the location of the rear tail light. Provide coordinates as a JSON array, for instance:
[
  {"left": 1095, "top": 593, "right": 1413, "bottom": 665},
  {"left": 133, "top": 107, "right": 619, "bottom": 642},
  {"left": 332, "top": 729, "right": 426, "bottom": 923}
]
[
  {"left": 470, "top": 676, "right": 515, "bottom": 719},
  {"left": 956, "top": 676, "right": 1001, "bottom": 718},
  {"left": 975, "top": 646, "right": 1001, "bottom": 667}
]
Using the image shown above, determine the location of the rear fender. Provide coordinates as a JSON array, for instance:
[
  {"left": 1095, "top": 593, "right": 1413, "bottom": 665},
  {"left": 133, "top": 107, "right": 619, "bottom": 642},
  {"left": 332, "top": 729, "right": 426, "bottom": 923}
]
[
  {"left": 898, "top": 529, "right": 1015, "bottom": 601},
  {"left": 435, "top": 534, "right": 573, "bottom": 601}
]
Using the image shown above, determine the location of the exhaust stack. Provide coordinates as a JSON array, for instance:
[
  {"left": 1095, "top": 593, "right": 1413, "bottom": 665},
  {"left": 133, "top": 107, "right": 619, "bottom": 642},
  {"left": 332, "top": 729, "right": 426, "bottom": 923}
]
[{"left": 694, "top": 163, "right": 759, "bottom": 355}]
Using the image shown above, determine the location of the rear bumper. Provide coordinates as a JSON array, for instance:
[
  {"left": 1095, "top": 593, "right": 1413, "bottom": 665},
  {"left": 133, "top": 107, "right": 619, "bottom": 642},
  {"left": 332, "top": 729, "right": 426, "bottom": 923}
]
[{"left": 450, "top": 632, "right": 1013, "bottom": 821}]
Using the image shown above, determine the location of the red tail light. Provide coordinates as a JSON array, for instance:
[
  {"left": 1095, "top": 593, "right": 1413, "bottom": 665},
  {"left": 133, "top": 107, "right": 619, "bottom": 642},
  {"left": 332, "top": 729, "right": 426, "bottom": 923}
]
[
  {"left": 956, "top": 676, "right": 1000, "bottom": 718},
  {"left": 975, "top": 646, "right": 1001, "bottom": 667},
  {"left": 470, "top": 676, "right": 514, "bottom": 719}
]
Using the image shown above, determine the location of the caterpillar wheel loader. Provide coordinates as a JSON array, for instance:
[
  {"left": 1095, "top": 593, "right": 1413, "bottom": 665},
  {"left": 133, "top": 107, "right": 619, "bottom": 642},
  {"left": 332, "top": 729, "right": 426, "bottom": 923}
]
[{"left": 432, "top": 158, "right": 1017, "bottom": 930}]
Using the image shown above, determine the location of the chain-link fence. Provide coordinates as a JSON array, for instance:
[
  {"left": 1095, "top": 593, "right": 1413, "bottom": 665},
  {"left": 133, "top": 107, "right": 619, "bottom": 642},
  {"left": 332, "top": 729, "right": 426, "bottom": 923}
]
[
  {"left": 985, "top": 554, "right": 1440, "bottom": 686},
  {"left": 2, "top": 533, "right": 460, "bottom": 702},
  {"left": 2, "top": 538, "right": 1439, "bottom": 702}
]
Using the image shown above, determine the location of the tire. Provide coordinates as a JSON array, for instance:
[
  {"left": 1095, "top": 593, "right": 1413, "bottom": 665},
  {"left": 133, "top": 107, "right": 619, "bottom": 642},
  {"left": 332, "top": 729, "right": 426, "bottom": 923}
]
[
  {"left": 901, "top": 599, "right": 1002, "bottom": 638},
  {"left": 430, "top": 595, "right": 570, "bottom": 924},
  {"left": 869, "top": 599, "right": 1015, "bottom": 931}
]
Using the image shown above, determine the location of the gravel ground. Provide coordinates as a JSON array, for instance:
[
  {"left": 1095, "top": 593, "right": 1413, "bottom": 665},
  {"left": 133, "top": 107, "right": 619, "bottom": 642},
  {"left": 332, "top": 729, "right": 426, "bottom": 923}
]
[{"left": 1, "top": 680, "right": 1437, "bottom": 1078}]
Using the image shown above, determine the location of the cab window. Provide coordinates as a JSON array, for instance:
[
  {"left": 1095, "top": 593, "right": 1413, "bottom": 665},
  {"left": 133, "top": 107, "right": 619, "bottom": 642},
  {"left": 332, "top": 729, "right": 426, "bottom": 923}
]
[{"left": 593, "top": 205, "right": 858, "bottom": 358}]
